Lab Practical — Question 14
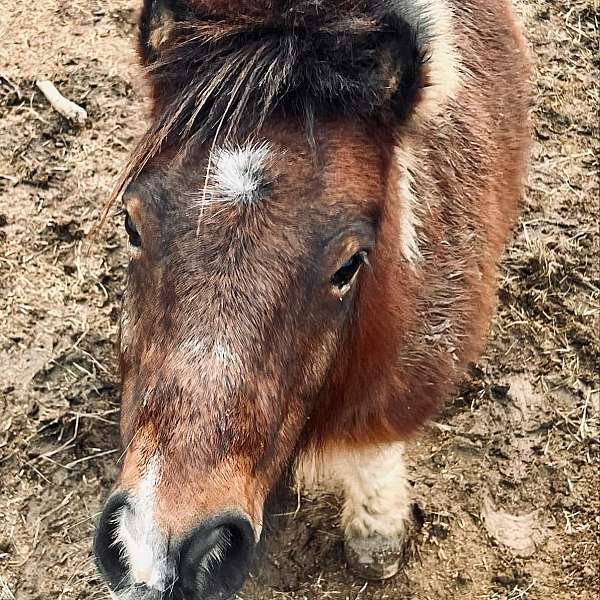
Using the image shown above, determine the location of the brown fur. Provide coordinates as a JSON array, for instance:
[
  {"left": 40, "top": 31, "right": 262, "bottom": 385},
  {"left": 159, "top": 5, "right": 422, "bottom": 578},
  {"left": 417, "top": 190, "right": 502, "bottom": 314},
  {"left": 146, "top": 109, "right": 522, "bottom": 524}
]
[
  {"left": 106, "top": 0, "right": 529, "bottom": 552},
  {"left": 317, "top": 0, "right": 532, "bottom": 445}
]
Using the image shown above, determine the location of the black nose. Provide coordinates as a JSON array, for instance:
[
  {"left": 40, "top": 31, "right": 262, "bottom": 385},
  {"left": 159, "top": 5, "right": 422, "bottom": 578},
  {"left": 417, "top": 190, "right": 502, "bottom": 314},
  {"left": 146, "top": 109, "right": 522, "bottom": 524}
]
[
  {"left": 94, "top": 496, "right": 255, "bottom": 600},
  {"left": 179, "top": 513, "right": 255, "bottom": 600},
  {"left": 94, "top": 491, "right": 130, "bottom": 592}
]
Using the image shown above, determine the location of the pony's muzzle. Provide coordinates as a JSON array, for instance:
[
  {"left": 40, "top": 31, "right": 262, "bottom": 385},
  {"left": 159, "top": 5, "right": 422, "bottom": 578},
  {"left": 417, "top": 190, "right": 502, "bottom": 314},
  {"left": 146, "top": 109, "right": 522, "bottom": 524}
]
[{"left": 94, "top": 491, "right": 256, "bottom": 599}]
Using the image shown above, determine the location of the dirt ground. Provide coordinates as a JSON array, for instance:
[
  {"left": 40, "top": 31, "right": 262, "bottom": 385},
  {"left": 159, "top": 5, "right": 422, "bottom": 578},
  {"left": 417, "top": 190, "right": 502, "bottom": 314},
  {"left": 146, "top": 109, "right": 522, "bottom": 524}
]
[{"left": 0, "top": 0, "right": 598, "bottom": 599}]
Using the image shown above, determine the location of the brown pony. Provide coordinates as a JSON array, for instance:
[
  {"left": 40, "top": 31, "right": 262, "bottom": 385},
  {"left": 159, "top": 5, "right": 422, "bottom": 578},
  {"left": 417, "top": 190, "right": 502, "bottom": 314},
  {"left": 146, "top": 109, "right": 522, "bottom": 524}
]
[{"left": 93, "top": 1, "right": 530, "bottom": 598}]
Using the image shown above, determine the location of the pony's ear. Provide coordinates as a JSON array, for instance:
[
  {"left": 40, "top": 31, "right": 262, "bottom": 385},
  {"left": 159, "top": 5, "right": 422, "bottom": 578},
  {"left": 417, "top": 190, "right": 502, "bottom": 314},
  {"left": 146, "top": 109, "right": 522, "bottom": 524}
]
[
  {"left": 350, "top": 13, "right": 427, "bottom": 123},
  {"left": 138, "top": 0, "right": 181, "bottom": 64}
]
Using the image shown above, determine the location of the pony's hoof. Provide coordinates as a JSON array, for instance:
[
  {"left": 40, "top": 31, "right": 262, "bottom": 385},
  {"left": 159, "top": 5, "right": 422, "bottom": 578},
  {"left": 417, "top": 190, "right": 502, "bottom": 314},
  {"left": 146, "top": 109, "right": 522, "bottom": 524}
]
[{"left": 344, "top": 533, "right": 406, "bottom": 580}]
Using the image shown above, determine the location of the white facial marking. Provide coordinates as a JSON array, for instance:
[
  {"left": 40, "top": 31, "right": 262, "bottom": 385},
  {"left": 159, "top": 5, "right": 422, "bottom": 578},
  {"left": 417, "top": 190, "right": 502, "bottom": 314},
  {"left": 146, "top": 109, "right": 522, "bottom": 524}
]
[
  {"left": 182, "top": 336, "right": 243, "bottom": 386},
  {"left": 211, "top": 340, "right": 238, "bottom": 364},
  {"left": 115, "top": 456, "right": 169, "bottom": 591},
  {"left": 181, "top": 336, "right": 245, "bottom": 394},
  {"left": 183, "top": 337, "right": 241, "bottom": 368},
  {"left": 398, "top": 169, "right": 421, "bottom": 265},
  {"left": 210, "top": 141, "right": 271, "bottom": 203}
]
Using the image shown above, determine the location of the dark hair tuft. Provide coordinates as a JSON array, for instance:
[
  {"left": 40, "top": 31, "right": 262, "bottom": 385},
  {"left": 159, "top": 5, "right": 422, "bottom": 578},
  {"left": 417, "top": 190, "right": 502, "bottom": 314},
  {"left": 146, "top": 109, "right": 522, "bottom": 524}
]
[{"left": 115, "top": 1, "right": 427, "bottom": 201}]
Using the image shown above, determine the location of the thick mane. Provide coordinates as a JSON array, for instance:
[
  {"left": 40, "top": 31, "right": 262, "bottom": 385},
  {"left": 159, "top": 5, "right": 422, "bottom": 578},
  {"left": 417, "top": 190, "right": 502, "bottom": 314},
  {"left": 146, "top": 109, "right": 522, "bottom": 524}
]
[{"left": 111, "top": 0, "right": 428, "bottom": 201}]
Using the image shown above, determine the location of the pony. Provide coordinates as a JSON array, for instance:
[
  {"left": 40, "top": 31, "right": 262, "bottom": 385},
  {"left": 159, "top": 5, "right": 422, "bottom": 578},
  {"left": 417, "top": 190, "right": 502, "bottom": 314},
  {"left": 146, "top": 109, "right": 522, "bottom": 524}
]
[{"left": 93, "top": 1, "right": 530, "bottom": 598}]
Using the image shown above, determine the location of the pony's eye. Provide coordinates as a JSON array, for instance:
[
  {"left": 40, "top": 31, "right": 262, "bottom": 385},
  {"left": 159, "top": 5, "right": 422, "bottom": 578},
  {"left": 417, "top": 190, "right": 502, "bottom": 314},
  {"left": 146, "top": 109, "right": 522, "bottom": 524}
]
[
  {"left": 124, "top": 212, "right": 141, "bottom": 247},
  {"left": 330, "top": 251, "right": 367, "bottom": 295}
]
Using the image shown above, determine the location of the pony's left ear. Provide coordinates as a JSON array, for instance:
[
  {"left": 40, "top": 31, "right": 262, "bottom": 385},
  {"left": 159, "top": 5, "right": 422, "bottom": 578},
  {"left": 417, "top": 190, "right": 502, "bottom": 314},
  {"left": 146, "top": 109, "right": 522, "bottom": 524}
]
[
  {"left": 138, "top": 0, "right": 182, "bottom": 64},
  {"left": 366, "top": 13, "right": 428, "bottom": 123},
  {"left": 284, "top": 10, "right": 429, "bottom": 125}
]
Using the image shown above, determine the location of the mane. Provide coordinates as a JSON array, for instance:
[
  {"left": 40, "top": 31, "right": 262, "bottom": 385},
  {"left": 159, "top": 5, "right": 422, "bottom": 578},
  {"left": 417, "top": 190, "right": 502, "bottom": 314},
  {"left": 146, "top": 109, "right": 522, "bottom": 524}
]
[{"left": 108, "top": 1, "right": 428, "bottom": 207}]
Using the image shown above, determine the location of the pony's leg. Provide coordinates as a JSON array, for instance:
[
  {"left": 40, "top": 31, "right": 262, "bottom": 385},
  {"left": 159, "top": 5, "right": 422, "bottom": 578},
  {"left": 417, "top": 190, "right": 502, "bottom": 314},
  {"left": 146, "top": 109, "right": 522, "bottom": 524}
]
[{"left": 336, "top": 442, "right": 411, "bottom": 580}]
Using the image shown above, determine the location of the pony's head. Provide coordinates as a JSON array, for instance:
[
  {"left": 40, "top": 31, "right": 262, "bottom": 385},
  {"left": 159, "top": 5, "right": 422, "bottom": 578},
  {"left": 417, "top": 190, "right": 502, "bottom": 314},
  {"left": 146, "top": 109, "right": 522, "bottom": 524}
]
[{"left": 94, "top": 1, "right": 454, "bottom": 597}]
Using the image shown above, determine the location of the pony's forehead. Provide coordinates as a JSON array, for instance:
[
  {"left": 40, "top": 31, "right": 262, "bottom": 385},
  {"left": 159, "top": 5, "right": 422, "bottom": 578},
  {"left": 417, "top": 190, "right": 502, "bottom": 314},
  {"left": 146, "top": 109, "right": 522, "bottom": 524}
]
[{"left": 126, "top": 120, "right": 391, "bottom": 221}]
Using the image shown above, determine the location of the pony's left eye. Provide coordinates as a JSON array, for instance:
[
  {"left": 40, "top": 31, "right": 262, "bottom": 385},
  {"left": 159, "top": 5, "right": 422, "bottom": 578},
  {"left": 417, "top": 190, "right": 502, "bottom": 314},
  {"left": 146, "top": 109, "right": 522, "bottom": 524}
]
[
  {"left": 124, "top": 212, "right": 142, "bottom": 247},
  {"left": 330, "top": 251, "right": 367, "bottom": 296}
]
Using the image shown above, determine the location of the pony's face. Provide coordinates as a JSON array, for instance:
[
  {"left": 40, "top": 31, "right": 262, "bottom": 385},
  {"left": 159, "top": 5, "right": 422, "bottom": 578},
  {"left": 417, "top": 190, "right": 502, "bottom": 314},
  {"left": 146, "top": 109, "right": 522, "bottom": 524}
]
[
  {"left": 94, "top": 0, "right": 429, "bottom": 597},
  {"left": 94, "top": 121, "right": 402, "bottom": 599}
]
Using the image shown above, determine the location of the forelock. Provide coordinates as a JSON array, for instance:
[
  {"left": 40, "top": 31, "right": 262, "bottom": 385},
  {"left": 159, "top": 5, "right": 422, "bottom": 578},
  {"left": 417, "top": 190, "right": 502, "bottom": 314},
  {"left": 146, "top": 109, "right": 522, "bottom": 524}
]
[{"left": 110, "top": 0, "right": 429, "bottom": 203}]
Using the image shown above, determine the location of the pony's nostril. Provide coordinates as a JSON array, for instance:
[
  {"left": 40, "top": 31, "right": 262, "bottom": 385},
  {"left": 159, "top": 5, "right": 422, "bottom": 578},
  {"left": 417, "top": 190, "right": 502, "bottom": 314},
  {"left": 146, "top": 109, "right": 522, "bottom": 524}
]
[
  {"left": 179, "top": 513, "right": 255, "bottom": 600},
  {"left": 93, "top": 491, "right": 130, "bottom": 591}
]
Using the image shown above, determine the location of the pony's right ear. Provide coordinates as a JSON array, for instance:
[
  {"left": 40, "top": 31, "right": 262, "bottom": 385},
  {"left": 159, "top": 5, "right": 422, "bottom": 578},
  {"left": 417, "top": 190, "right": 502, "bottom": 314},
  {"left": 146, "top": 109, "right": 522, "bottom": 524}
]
[{"left": 139, "top": 0, "right": 179, "bottom": 64}]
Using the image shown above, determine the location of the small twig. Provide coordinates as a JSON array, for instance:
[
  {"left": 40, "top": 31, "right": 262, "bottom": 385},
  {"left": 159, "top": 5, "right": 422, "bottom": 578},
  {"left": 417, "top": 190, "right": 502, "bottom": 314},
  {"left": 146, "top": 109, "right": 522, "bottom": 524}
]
[
  {"left": 430, "top": 421, "right": 455, "bottom": 433},
  {"left": 40, "top": 492, "right": 74, "bottom": 521},
  {"left": 63, "top": 448, "right": 118, "bottom": 469},
  {"left": 0, "top": 573, "right": 16, "bottom": 600},
  {"left": 25, "top": 413, "right": 80, "bottom": 466},
  {"left": 35, "top": 80, "right": 87, "bottom": 124}
]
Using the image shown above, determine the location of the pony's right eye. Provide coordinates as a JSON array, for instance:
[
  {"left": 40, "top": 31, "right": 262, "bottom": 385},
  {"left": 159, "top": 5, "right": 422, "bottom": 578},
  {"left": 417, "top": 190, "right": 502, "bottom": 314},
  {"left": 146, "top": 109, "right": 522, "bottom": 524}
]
[{"left": 124, "top": 212, "right": 142, "bottom": 247}]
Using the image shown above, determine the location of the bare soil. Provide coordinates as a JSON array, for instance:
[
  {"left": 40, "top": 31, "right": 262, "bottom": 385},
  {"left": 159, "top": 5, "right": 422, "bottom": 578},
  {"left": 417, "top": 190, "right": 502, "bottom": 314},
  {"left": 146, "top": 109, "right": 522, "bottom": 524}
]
[{"left": 0, "top": 1, "right": 598, "bottom": 599}]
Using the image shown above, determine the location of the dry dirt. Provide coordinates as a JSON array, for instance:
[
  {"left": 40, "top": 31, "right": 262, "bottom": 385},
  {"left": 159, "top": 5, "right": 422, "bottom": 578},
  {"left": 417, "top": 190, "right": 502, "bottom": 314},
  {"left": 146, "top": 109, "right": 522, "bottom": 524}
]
[{"left": 0, "top": 1, "right": 598, "bottom": 599}]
